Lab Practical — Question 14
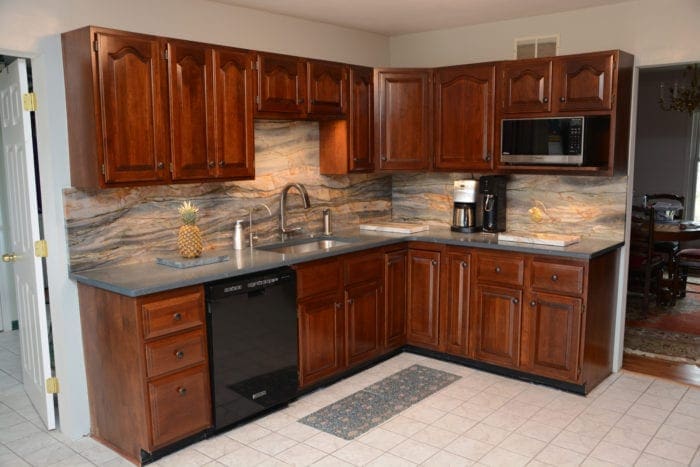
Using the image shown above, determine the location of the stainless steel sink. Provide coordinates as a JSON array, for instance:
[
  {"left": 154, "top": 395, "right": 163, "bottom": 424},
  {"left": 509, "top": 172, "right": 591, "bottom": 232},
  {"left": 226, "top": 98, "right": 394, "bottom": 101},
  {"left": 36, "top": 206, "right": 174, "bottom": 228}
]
[{"left": 256, "top": 237, "right": 355, "bottom": 255}]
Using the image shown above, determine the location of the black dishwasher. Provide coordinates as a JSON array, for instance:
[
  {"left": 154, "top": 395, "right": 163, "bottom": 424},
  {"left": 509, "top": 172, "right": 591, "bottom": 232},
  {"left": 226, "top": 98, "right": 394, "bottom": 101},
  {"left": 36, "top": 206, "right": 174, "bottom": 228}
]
[{"left": 205, "top": 267, "right": 298, "bottom": 431}]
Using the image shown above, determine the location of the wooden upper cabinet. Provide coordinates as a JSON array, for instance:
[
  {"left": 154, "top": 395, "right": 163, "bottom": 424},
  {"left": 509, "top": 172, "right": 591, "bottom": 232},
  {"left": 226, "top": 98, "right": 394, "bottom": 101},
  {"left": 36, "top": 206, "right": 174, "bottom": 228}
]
[
  {"left": 556, "top": 52, "right": 614, "bottom": 112},
  {"left": 500, "top": 59, "right": 552, "bottom": 114},
  {"left": 93, "top": 30, "right": 169, "bottom": 186},
  {"left": 167, "top": 41, "right": 213, "bottom": 181},
  {"left": 254, "top": 52, "right": 307, "bottom": 117},
  {"left": 212, "top": 48, "right": 255, "bottom": 179},
  {"left": 307, "top": 60, "right": 347, "bottom": 116},
  {"left": 434, "top": 64, "right": 495, "bottom": 171},
  {"left": 375, "top": 69, "right": 432, "bottom": 171}
]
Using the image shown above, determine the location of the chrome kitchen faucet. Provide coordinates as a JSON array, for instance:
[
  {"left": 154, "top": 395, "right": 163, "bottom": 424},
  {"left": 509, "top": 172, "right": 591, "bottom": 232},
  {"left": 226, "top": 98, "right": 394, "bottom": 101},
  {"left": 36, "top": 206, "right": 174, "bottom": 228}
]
[{"left": 279, "top": 183, "right": 311, "bottom": 240}]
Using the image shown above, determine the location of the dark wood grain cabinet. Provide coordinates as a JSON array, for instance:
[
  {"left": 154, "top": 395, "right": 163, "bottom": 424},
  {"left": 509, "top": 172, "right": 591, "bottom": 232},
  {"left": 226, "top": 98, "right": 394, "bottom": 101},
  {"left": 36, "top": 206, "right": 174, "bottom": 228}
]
[
  {"left": 384, "top": 248, "right": 407, "bottom": 350},
  {"left": 375, "top": 69, "right": 432, "bottom": 171},
  {"left": 254, "top": 52, "right": 307, "bottom": 117},
  {"left": 320, "top": 66, "right": 374, "bottom": 174},
  {"left": 406, "top": 246, "right": 441, "bottom": 349},
  {"left": 433, "top": 64, "right": 495, "bottom": 171},
  {"left": 500, "top": 59, "right": 553, "bottom": 114},
  {"left": 61, "top": 27, "right": 254, "bottom": 188},
  {"left": 77, "top": 284, "right": 211, "bottom": 464},
  {"left": 442, "top": 248, "right": 471, "bottom": 356},
  {"left": 307, "top": 60, "right": 348, "bottom": 116},
  {"left": 344, "top": 251, "right": 383, "bottom": 366}
]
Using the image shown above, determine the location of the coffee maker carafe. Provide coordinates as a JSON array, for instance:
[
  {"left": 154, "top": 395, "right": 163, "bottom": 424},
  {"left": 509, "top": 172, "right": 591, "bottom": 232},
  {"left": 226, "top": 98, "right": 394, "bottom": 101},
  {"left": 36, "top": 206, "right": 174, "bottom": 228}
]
[
  {"left": 451, "top": 180, "right": 480, "bottom": 232},
  {"left": 480, "top": 175, "right": 507, "bottom": 233}
]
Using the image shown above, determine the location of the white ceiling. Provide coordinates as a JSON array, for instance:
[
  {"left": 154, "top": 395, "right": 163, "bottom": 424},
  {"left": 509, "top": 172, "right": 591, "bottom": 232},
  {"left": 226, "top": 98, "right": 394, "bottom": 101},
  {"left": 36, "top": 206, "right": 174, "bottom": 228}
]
[{"left": 209, "top": 0, "right": 632, "bottom": 36}]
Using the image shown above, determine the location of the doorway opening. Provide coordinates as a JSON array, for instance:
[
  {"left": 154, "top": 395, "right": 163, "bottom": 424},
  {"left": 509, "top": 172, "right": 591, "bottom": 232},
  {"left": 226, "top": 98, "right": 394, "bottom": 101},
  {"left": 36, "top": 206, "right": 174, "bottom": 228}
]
[
  {"left": 624, "top": 63, "right": 700, "bottom": 385},
  {"left": 0, "top": 53, "right": 56, "bottom": 429}
]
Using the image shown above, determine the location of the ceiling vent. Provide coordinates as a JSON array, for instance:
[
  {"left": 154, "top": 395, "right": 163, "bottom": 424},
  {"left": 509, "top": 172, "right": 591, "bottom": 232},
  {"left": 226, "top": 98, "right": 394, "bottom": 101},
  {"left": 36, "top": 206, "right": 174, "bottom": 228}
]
[{"left": 514, "top": 35, "right": 559, "bottom": 59}]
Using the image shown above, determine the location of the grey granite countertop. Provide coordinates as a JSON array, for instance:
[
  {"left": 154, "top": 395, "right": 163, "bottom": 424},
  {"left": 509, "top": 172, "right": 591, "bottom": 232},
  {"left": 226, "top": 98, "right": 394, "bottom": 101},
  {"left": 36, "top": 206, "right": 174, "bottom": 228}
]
[{"left": 70, "top": 227, "right": 624, "bottom": 297}]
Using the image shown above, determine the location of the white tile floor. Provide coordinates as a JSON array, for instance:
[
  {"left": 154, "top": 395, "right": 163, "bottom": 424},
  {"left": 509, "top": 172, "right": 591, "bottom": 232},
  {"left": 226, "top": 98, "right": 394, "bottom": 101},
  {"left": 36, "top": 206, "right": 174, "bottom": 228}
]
[{"left": 1, "top": 328, "right": 699, "bottom": 466}]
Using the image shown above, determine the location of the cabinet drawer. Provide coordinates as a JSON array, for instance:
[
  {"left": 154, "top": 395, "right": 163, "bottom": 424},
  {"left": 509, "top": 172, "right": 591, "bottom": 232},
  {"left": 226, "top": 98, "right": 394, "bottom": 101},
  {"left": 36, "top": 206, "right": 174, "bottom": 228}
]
[
  {"left": 476, "top": 254, "right": 524, "bottom": 286},
  {"left": 148, "top": 364, "right": 211, "bottom": 448},
  {"left": 296, "top": 258, "right": 341, "bottom": 300},
  {"left": 145, "top": 329, "right": 206, "bottom": 378},
  {"left": 531, "top": 261, "right": 585, "bottom": 295},
  {"left": 344, "top": 250, "right": 382, "bottom": 284},
  {"left": 142, "top": 288, "right": 204, "bottom": 339}
]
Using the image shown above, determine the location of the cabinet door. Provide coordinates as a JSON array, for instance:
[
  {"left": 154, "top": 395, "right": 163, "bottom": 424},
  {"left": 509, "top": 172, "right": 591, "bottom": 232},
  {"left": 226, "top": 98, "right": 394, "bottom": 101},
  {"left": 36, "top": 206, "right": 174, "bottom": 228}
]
[
  {"left": 255, "top": 53, "right": 307, "bottom": 116},
  {"left": 384, "top": 249, "right": 407, "bottom": 350},
  {"left": 434, "top": 64, "right": 495, "bottom": 171},
  {"left": 95, "top": 32, "right": 169, "bottom": 184},
  {"left": 521, "top": 292, "right": 583, "bottom": 382},
  {"left": 167, "top": 41, "right": 214, "bottom": 181},
  {"left": 375, "top": 69, "right": 432, "bottom": 170},
  {"left": 345, "top": 281, "right": 382, "bottom": 367},
  {"left": 407, "top": 249, "right": 440, "bottom": 349},
  {"left": 500, "top": 60, "right": 552, "bottom": 114},
  {"left": 298, "top": 293, "right": 344, "bottom": 387},
  {"left": 213, "top": 48, "right": 255, "bottom": 179},
  {"left": 557, "top": 53, "right": 614, "bottom": 112},
  {"left": 307, "top": 60, "right": 347, "bottom": 115},
  {"left": 349, "top": 66, "right": 374, "bottom": 172},
  {"left": 471, "top": 284, "right": 522, "bottom": 368},
  {"left": 444, "top": 250, "right": 471, "bottom": 356}
]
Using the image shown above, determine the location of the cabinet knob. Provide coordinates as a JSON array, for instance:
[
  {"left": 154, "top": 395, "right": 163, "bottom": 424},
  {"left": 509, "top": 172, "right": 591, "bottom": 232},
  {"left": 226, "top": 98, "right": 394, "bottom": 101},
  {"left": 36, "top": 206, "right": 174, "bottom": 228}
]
[
  {"left": 208, "top": 161, "right": 215, "bottom": 168},
  {"left": 432, "top": 260, "right": 438, "bottom": 266},
  {"left": 512, "top": 298, "right": 519, "bottom": 304},
  {"left": 381, "top": 156, "right": 387, "bottom": 161},
  {"left": 551, "top": 274, "right": 558, "bottom": 282},
  {"left": 353, "top": 158, "right": 360, "bottom": 162},
  {"left": 157, "top": 162, "right": 164, "bottom": 169},
  {"left": 219, "top": 160, "right": 225, "bottom": 167},
  {"left": 177, "top": 387, "right": 187, "bottom": 396},
  {"left": 310, "top": 99, "right": 317, "bottom": 105},
  {"left": 495, "top": 266, "right": 501, "bottom": 273},
  {"left": 461, "top": 261, "right": 468, "bottom": 268},
  {"left": 173, "top": 312, "right": 182, "bottom": 321},
  {"left": 347, "top": 298, "right": 354, "bottom": 305},
  {"left": 484, "top": 153, "right": 492, "bottom": 162},
  {"left": 335, "top": 302, "right": 341, "bottom": 310},
  {"left": 530, "top": 300, "right": 536, "bottom": 307},
  {"left": 543, "top": 97, "right": 549, "bottom": 103},
  {"left": 175, "top": 350, "right": 184, "bottom": 360},
  {"left": 560, "top": 97, "right": 566, "bottom": 102},
  {"left": 297, "top": 98, "right": 305, "bottom": 104}
]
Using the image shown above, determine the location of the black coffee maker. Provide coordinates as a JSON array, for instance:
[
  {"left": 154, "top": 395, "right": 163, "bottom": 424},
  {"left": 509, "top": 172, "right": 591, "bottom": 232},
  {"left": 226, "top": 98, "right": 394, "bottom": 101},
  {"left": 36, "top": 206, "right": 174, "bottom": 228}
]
[{"left": 479, "top": 175, "right": 507, "bottom": 233}]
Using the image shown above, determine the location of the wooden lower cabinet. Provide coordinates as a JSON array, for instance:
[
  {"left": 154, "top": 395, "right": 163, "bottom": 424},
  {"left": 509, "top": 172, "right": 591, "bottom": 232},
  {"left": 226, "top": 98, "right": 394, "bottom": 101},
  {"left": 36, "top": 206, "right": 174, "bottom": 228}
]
[
  {"left": 471, "top": 284, "right": 522, "bottom": 368},
  {"left": 297, "top": 292, "right": 344, "bottom": 387},
  {"left": 407, "top": 247, "right": 441, "bottom": 349},
  {"left": 384, "top": 249, "right": 407, "bottom": 350},
  {"left": 443, "top": 248, "right": 471, "bottom": 356},
  {"left": 345, "top": 281, "right": 382, "bottom": 366},
  {"left": 521, "top": 291, "right": 583, "bottom": 382},
  {"left": 77, "top": 284, "right": 211, "bottom": 463}
]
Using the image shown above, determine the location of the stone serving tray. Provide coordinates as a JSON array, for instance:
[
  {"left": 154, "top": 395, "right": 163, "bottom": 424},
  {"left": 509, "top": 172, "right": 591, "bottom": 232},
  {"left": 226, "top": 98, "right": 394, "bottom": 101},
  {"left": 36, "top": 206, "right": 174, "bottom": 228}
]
[{"left": 156, "top": 254, "right": 230, "bottom": 269}]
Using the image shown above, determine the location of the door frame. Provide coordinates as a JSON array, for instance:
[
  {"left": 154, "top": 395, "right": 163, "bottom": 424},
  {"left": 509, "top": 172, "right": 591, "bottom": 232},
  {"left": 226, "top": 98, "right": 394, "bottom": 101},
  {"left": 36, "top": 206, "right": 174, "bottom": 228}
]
[{"left": 0, "top": 40, "right": 89, "bottom": 438}]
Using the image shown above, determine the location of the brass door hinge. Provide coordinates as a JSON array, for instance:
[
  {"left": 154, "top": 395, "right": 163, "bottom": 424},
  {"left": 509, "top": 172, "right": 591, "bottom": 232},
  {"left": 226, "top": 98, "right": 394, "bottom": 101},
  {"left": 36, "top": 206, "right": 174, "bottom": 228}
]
[
  {"left": 22, "top": 93, "right": 37, "bottom": 112},
  {"left": 34, "top": 240, "right": 48, "bottom": 258},
  {"left": 255, "top": 95, "right": 261, "bottom": 105},
  {"left": 46, "top": 377, "right": 59, "bottom": 394},
  {"left": 101, "top": 164, "right": 106, "bottom": 175},
  {"left": 93, "top": 40, "right": 99, "bottom": 52}
]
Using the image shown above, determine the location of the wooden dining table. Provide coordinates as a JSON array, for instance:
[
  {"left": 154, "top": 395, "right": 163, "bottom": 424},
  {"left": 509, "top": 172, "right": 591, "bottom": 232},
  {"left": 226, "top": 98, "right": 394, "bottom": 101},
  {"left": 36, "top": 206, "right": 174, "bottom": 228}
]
[{"left": 654, "top": 221, "right": 700, "bottom": 242}]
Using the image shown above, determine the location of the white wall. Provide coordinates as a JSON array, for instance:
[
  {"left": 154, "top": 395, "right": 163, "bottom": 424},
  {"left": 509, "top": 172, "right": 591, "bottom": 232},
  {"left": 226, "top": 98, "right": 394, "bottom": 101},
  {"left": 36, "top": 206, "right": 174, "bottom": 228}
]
[
  {"left": 389, "top": 0, "right": 700, "bottom": 67},
  {"left": 0, "top": 0, "right": 390, "bottom": 439}
]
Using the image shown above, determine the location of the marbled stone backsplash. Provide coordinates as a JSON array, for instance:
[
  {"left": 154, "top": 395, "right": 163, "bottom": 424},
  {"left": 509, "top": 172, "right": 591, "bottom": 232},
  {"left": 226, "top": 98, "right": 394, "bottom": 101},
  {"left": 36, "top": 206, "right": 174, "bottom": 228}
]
[
  {"left": 392, "top": 173, "right": 627, "bottom": 241},
  {"left": 64, "top": 121, "right": 391, "bottom": 272}
]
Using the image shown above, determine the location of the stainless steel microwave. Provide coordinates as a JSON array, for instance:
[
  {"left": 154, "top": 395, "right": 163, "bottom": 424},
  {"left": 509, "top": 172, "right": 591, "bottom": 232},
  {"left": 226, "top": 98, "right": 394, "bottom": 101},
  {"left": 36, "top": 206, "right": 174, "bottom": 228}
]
[{"left": 501, "top": 117, "right": 585, "bottom": 165}]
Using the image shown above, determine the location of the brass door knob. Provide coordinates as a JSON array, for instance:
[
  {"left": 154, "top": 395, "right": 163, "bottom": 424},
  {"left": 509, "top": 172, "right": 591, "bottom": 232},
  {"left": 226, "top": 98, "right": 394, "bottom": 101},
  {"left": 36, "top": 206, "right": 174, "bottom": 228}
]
[{"left": 2, "top": 253, "right": 16, "bottom": 263}]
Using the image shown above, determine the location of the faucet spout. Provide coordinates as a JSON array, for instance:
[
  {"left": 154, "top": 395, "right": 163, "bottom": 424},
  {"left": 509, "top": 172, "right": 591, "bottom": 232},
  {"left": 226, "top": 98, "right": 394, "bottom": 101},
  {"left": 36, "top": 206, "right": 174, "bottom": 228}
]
[{"left": 280, "top": 183, "right": 311, "bottom": 239}]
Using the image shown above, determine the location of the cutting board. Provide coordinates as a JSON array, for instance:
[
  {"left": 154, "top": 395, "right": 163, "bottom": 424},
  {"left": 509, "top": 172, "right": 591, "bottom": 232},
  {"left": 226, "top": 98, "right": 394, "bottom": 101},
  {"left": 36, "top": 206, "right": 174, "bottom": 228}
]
[
  {"left": 498, "top": 232, "right": 581, "bottom": 246},
  {"left": 156, "top": 254, "right": 230, "bottom": 269},
  {"left": 360, "top": 222, "right": 429, "bottom": 234}
]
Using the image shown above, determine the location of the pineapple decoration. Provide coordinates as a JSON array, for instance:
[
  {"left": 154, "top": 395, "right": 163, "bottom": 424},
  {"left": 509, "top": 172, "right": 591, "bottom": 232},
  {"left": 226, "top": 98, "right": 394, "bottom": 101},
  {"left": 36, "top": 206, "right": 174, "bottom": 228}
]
[{"left": 177, "top": 201, "right": 203, "bottom": 258}]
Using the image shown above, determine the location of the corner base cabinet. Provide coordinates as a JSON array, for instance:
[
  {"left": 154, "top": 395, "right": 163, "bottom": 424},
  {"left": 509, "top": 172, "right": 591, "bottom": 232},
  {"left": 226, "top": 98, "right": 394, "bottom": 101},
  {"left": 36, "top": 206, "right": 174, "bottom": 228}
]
[{"left": 77, "top": 284, "right": 211, "bottom": 464}]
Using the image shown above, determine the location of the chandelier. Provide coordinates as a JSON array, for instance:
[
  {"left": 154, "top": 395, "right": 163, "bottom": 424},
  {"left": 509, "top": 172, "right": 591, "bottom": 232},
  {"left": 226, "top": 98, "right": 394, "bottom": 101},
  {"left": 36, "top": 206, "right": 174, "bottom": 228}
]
[{"left": 659, "top": 64, "right": 700, "bottom": 115}]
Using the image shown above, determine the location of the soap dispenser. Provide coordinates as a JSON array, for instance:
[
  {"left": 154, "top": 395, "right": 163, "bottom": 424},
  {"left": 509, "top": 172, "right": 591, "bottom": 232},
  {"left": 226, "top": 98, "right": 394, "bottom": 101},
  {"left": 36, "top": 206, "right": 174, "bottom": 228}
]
[{"left": 233, "top": 220, "right": 244, "bottom": 250}]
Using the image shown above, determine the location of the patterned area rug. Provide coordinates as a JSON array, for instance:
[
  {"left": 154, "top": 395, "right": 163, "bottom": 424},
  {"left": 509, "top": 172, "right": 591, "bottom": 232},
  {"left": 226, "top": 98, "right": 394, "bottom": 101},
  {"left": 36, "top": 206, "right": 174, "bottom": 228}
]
[
  {"left": 625, "top": 288, "right": 700, "bottom": 364},
  {"left": 299, "top": 365, "right": 460, "bottom": 439}
]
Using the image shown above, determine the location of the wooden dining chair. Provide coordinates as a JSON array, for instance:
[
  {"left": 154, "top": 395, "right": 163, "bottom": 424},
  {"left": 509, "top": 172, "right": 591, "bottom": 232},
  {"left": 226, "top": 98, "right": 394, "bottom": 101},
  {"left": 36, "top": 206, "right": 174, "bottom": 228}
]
[
  {"left": 645, "top": 193, "right": 685, "bottom": 287},
  {"left": 628, "top": 205, "right": 665, "bottom": 315},
  {"left": 674, "top": 248, "right": 700, "bottom": 298}
]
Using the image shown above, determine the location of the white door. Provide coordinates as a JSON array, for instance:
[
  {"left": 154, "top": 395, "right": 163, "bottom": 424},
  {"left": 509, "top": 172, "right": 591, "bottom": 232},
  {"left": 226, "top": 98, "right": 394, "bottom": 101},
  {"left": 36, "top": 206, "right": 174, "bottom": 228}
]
[
  {"left": 0, "top": 183, "right": 19, "bottom": 332},
  {"left": 0, "top": 58, "right": 55, "bottom": 430}
]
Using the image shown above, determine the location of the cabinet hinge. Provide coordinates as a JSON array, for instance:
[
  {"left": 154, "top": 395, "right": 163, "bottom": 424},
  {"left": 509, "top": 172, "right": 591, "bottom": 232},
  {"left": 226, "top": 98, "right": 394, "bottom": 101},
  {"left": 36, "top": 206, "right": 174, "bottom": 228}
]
[
  {"left": 163, "top": 48, "right": 169, "bottom": 60},
  {"left": 34, "top": 240, "right": 48, "bottom": 258},
  {"left": 93, "top": 40, "right": 99, "bottom": 52},
  {"left": 22, "top": 93, "right": 37, "bottom": 112},
  {"left": 101, "top": 164, "right": 105, "bottom": 175},
  {"left": 255, "top": 95, "right": 261, "bottom": 105},
  {"left": 169, "top": 162, "right": 173, "bottom": 173},
  {"left": 252, "top": 61, "right": 257, "bottom": 71},
  {"left": 46, "top": 377, "right": 59, "bottom": 394}
]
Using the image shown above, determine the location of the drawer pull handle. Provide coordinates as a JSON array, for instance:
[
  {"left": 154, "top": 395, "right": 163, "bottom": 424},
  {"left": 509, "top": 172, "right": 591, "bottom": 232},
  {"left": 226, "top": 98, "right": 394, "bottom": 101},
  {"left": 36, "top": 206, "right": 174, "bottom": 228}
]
[
  {"left": 512, "top": 298, "right": 519, "bottom": 304},
  {"left": 530, "top": 300, "right": 536, "bottom": 307},
  {"left": 551, "top": 274, "right": 558, "bottom": 282},
  {"left": 208, "top": 160, "right": 215, "bottom": 168},
  {"left": 173, "top": 312, "right": 182, "bottom": 321},
  {"left": 461, "top": 261, "right": 468, "bottom": 268},
  {"left": 495, "top": 266, "right": 501, "bottom": 273},
  {"left": 543, "top": 97, "right": 549, "bottom": 103},
  {"left": 175, "top": 350, "right": 184, "bottom": 359},
  {"left": 177, "top": 387, "right": 187, "bottom": 396}
]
